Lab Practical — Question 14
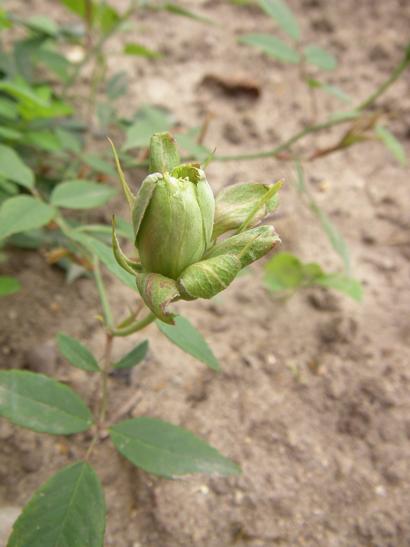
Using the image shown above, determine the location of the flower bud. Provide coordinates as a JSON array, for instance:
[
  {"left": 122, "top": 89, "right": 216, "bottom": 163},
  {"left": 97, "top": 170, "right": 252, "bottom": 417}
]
[{"left": 134, "top": 166, "right": 215, "bottom": 280}]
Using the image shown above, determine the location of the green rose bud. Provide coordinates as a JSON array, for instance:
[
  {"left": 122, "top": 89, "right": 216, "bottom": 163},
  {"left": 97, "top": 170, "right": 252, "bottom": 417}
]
[
  {"left": 110, "top": 132, "right": 281, "bottom": 324},
  {"left": 133, "top": 166, "right": 215, "bottom": 280}
]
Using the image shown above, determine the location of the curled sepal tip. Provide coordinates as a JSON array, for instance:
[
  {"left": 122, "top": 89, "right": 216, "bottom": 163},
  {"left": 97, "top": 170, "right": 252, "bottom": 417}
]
[
  {"left": 178, "top": 255, "right": 242, "bottom": 300},
  {"left": 112, "top": 216, "right": 142, "bottom": 275},
  {"left": 136, "top": 273, "right": 180, "bottom": 324},
  {"left": 108, "top": 137, "right": 135, "bottom": 212},
  {"left": 206, "top": 225, "right": 280, "bottom": 269}
]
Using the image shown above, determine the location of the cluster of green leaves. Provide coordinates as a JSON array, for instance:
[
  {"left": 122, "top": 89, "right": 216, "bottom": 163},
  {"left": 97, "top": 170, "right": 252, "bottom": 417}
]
[
  {"left": 1, "top": 315, "right": 237, "bottom": 544},
  {"left": 0, "top": 1, "right": 212, "bottom": 298}
]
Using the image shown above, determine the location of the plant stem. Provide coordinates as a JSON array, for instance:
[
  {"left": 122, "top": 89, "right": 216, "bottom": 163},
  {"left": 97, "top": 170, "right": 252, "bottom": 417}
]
[
  {"left": 93, "top": 256, "right": 114, "bottom": 329},
  {"left": 110, "top": 312, "right": 156, "bottom": 337},
  {"left": 84, "top": 0, "right": 94, "bottom": 50},
  {"left": 99, "top": 332, "right": 113, "bottom": 428},
  {"left": 84, "top": 309, "right": 154, "bottom": 460},
  {"left": 63, "top": 1, "right": 138, "bottom": 94},
  {"left": 85, "top": 331, "right": 113, "bottom": 461},
  {"left": 357, "top": 52, "right": 410, "bottom": 110},
  {"left": 213, "top": 51, "right": 410, "bottom": 163},
  {"left": 213, "top": 115, "right": 354, "bottom": 162}
]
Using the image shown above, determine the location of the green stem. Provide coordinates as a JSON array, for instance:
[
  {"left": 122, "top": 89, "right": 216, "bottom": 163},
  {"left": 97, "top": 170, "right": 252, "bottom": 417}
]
[
  {"left": 85, "top": 331, "right": 113, "bottom": 461},
  {"left": 93, "top": 256, "right": 114, "bottom": 329},
  {"left": 213, "top": 116, "right": 353, "bottom": 162},
  {"left": 111, "top": 312, "right": 156, "bottom": 337},
  {"left": 357, "top": 52, "right": 410, "bottom": 110},
  {"left": 213, "top": 50, "right": 410, "bottom": 163},
  {"left": 99, "top": 333, "right": 113, "bottom": 428},
  {"left": 63, "top": 1, "right": 138, "bottom": 94}
]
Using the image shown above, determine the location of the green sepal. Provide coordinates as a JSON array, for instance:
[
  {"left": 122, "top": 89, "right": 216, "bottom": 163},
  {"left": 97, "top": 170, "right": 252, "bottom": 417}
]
[
  {"left": 132, "top": 172, "right": 162, "bottom": 242},
  {"left": 112, "top": 216, "right": 142, "bottom": 275},
  {"left": 135, "top": 272, "right": 180, "bottom": 324},
  {"left": 178, "top": 255, "right": 241, "bottom": 300},
  {"left": 205, "top": 225, "right": 280, "bottom": 268},
  {"left": 149, "top": 132, "right": 180, "bottom": 174},
  {"left": 108, "top": 137, "right": 135, "bottom": 211},
  {"left": 213, "top": 181, "right": 281, "bottom": 239}
]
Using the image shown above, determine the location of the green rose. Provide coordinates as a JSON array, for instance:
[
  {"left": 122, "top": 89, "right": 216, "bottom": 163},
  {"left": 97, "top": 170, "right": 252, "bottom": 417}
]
[{"left": 111, "top": 132, "right": 281, "bottom": 323}]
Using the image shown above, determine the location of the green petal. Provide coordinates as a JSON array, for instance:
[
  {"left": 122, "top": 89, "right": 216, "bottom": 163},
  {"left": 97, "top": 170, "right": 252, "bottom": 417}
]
[
  {"left": 213, "top": 182, "right": 281, "bottom": 239},
  {"left": 132, "top": 173, "right": 162, "bottom": 241},
  {"left": 205, "top": 225, "right": 280, "bottom": 268},
  {"left": 136, "top": 273, "right": 180, "bottom": 324},
  {"left": 196, "top": 170, "right": 215, "bottom": 248},
  {"left": 178, "top": 255, "right": 241, "bottom": 300}
]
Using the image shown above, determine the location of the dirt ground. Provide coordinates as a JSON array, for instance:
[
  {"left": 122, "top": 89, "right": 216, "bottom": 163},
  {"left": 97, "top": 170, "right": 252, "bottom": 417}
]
[{"left": 1, "top": 0, "right": 410, "bottom": 546}]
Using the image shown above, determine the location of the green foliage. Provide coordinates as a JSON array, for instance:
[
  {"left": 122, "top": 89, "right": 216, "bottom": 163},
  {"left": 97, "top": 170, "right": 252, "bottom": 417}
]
[
  {"left": 264, "top": 252, "right": 362, "bottom": 301},
  {"left": 376, "top": 125, "right": 407, "bottom": 166},
  {"left": 57, "top": 333, "right": 100, "bottom": 372},
  {"left": 0, "top": 275, "right": 21, "bottom": 296},
  {"left": 8, "top": 461, "right": 106, "bottom": 547},
  {"left": 123, "top": 106, "right": 173, "bottom": 150},
  {"left": 3, "top": 2, "right": 408, "bottom": 543},
  {"left": 0, "top": 196, "right": 55, "bottom": 239},
  {"left": 157, "top": 315, "right": 221, "bottom": 371},
  {"left": 76, "top": 233, "right": 136, "bottom": 289},
  {"left": 175, "top": 128, "right": 212, "bottom": 162},
  {"left": 307, "top": 79, "right": 352, "bottom": 103},
  {"left": 0, "top": 145, "right": 34, "bottom": 189},
  {"left": 113, "top": 340, "right": 149, "bottom": 370},
  {"left": 258, "top": 0, "right": 300, "bottom": 40},
  {"left": 162, "top": 3, "right": 214, "bottom": 25},
  {"left": 50, "top": 180, "right": 117, "bottom": 209},
  {"left": 110, "top": 417, "right": 240, "bottom": 477},
  {"left": 0, "top": 370, "right": 93, "bottom": 434},
  {"left": 239, "top": 0, "right": 338, "bottom": 101},
  {"left": 239, "top": 34, "right": 300, "bottom": 63},
  {"left": 294, "top": 161, "right": 351, "bottom": 275},
  {"left": 124, "top": 42, "right": 161, "bottom": 58},
  {"left": 303, "top": 45, "right": 337, "bottom": 70}
]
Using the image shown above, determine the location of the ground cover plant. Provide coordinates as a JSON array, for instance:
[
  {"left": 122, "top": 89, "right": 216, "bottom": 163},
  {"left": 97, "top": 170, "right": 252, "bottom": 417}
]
[
  {"left": 0, "top": 0, "right": 214, "bottom": 299},
  {"left": 0, "top": 132, "right": 281, "bottom": 544},
  {"left": 1, "top": 0, "right": 410, "bottom": 545}
]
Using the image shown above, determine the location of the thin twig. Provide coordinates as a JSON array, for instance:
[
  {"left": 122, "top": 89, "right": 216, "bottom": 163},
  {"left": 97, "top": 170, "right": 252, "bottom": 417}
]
[
  {"left": 212, "top": 51, "right": 410, "bottom": 163},
  {"left": 93, "top": 256, "right": 113, "bottom": 329},
  {"left": 111, "top": 312, "right": 156, "bottom": 337}
]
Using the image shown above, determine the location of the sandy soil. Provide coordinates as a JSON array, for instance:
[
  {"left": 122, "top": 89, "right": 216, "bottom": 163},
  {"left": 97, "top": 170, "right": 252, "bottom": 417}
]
[{"left": 1, "top": 0, "right": 410, "bottom": 546}]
